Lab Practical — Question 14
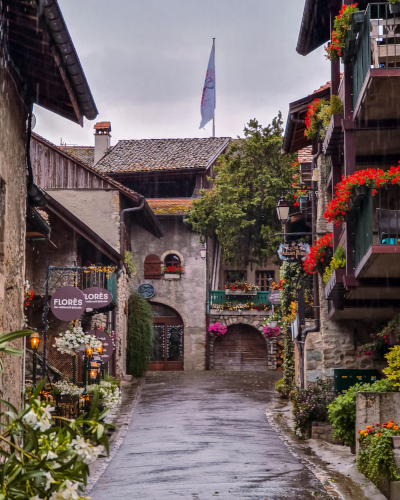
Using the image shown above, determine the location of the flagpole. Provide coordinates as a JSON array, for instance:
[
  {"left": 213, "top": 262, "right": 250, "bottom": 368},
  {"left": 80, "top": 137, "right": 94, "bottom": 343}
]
[{"left": 212, "top": 37, "right": 215, "bottom": 138}]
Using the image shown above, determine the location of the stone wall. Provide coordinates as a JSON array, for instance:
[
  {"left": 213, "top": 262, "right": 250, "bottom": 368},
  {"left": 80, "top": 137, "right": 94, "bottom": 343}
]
[
  {"left": 115, "top": 268, "right": 130, "bottom": 376},
  {"left": 0, "top": 67, "right": 28, "bottom": 409},
  {"left": 130, "top": 218, "right": 207, "bottom": 370},
  {"left": 208, "top": 312, "right": 278, "bottom": 370},
  {"left": 311, "top": 421, "right": 342, "bottom": 444}
]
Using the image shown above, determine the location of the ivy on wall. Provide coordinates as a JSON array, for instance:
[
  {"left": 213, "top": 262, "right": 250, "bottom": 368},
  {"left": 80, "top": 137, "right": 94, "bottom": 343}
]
[{"left": 127, "top": 293, "right": 154, "bottom": 377}]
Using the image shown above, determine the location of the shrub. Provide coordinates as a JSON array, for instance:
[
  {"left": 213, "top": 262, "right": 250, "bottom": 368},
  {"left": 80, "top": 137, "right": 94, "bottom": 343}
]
[
  {"left": 323, "top": 245, "right": 346, "bottom": 284},
  {"left": 292, "top": 379, "right": 336, "bottom": 439},
  {"left": 328, "top": 379, "right": 397, "bottom": 445},
  {"left": 127, "top": 293, "right": 154, "bottom": 377},
  {"left": 383, "top": 345, "right": 400, "bottom": 386},
  {"left": 124, "top": 251, "right": 136, "bottom": 276}
]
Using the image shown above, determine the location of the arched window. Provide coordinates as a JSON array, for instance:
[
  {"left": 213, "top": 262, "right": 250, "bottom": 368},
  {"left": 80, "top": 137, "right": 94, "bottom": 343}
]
[{"left": 164, "top": 253, "right": 181, "bottom": 267}]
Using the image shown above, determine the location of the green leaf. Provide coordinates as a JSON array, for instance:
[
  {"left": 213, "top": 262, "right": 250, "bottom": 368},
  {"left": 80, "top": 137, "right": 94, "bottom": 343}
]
[
  {"left": 0, "top": 329, "right": 34, "bottom": 344},
  {"left": 97, "top": 424, "right": 104, "bottom": 439},
  {"left": 32, "top": 377, "right": 47, "bottom": 399}
]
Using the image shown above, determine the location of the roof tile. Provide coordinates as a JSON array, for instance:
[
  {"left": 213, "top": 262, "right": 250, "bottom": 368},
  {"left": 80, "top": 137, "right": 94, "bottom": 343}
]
[
  {"left": 59, "top": 146, "right": 94, "bottom": 167},
  {"left": 94, "top": 137, "right": 230, "bottom": 173},
  {"left": 147, "top": 199, "right": 193, "bottom": 215}
]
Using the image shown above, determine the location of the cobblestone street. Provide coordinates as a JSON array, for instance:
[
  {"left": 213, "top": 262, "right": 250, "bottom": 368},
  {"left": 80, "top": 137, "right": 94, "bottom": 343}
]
[{"left": 89, "top": 372, "right": 330, "bottom": 500}]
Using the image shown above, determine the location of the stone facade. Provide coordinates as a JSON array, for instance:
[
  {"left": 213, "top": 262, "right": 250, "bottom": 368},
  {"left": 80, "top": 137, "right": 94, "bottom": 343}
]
[
  {"left": 130, "top": 218, "right": 207, "bottom": 370},
  {"left": 0, "top": 67, "right": 28, "bottom": 409},
  {"left": 115, "top": 268, "right": 130, "bottom": 376},
  {"left": 207, "top": 312, "right": 278, "bottom": 370},
  {"left": 311, "top": 421, "right": 342, "bottom": 444}
]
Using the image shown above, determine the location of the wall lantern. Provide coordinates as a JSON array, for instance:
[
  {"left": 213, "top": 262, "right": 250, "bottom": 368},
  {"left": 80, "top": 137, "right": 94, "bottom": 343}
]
[
  {"left": 200, "top": 246, "right": 207, "bottom": 260},
  {"left": 89, "top": 370, "right": 97, "bottom": 379},
  {"left": 96, "top": 343, "right": 104, "bottom": 355},
  {"left": 85, "top": 346, "right": 94, "bottom": 359},
  {"left": 28, "top": 331, "right": 40, "bottom": 351},
  {"left": 276, "top": 196, "right": 290, "bottom": 223}
]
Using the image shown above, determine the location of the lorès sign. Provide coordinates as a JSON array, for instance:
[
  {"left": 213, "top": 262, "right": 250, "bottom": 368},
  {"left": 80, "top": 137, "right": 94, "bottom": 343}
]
[
  {"left": 83, "top": 287, "right": 113, "bottom": 309},
  {"left": 77, "top": 328, "right": 114, "bottom": 364},
  {"left": 50, "top": 287, "right": 86, "bottom": 321},
  {"left": 269, "top": 290, "right": 282, "bottom": 305},
  {"left": 277, "top": 241, "right": 310, "bottom": 262}
]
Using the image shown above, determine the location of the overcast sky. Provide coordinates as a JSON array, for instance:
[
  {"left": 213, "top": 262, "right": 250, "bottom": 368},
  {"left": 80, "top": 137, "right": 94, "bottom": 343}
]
[{"left": 34, "top": 0, "right": 330, "bottom": 148}]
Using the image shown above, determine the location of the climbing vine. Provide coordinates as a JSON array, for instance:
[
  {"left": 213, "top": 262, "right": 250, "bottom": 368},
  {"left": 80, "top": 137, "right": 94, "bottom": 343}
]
[{"left": 127, "top": 293, "right": 154, "bottom": 377}]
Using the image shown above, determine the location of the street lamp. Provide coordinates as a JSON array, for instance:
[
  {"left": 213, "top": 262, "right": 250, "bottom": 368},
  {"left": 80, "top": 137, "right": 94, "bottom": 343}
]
[
  {"left": 85, "top": 346, "right": 94, "bottom": 359},
  {"left": 96, "top": 343, "right": 103, "bottom": 355},
  {"left": 276, "top": 196, "right": 290, "bottom": 223},
  {"left": 199, "top": 246, "right": 206, "bottom": 260},
  {"left": 28, "top": 332, "right": 40, "bottom": 388}
]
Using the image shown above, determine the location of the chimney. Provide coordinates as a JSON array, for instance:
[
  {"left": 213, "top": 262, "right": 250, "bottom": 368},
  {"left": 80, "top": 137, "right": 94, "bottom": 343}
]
[{"left": 94, "top": 122, "right": 111, "bottom": 164}]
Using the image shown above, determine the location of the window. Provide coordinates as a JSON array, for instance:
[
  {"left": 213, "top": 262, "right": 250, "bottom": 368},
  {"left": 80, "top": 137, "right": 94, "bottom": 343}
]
[
  {"left": 164, "top": 254, "right": 181, "bottom": 267},
  {"left": 224, "top": 270, "right": 247, "bottom": 284},
  {"left": 255, "top": 271, "right": 275, "bottom": 291}
]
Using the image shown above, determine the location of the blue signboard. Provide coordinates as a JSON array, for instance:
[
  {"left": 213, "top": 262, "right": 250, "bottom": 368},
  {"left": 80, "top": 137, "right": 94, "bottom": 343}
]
[{"left": 137, "top": 283, "right": 155, "bottom": 299}]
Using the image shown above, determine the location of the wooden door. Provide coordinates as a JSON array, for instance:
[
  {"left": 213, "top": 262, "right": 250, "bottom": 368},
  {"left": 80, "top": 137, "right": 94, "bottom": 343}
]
[
  {"left": 149, "top": 317, "right": 184, "bottom": 371},
  {"left": 213, "top": 324, "right": 268, "bottom": 371}
]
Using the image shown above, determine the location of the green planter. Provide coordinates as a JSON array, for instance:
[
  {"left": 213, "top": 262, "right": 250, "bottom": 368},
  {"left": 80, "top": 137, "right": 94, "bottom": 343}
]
[
  {"left": 341, "top": 30, "right": 357, "bottom": 64},
  {"left": 389, "top": 2, "right": 400, "bottom": 14},
  {"left": 351, "top": 11, "right": 365, "bottom": 32}
]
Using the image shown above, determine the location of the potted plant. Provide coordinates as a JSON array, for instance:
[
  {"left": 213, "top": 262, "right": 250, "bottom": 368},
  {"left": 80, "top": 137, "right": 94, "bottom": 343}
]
[
  {"left": 207, "top": 322, "right": 227, "bottom": 337},
  {"left": 51, "top": 380, "right": 82, "bottom": 403},
  {"left": 389, "top": 0, "right": 400, "bottom": 14},
  {"left": 325, "top": 4, "right": 360, "bottom": 62},
  {"left": 303, "top": 233, "right": 333, "bottom": 275},
  {"left": 224, "top": 281, "right": 258, "bottom": 295}
]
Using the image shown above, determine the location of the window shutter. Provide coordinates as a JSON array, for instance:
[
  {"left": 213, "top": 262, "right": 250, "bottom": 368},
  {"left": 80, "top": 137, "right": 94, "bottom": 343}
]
[{"left": 144, "top": 254, "right": 162, "bottom": 279}]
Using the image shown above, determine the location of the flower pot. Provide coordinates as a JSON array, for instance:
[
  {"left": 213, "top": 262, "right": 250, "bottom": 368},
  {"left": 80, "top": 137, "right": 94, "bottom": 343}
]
[
  {"left": 392, "top": 436, "right": 400, "bottom": 448},
  {"left": 389, "top": 2, "right": 400, "bottom": 14},
  {"left": 164, "top": 274, "right": 181, "bottom": 280},
  {"left": 269, "top": 321, "right": 278, "bottom": 328},
  {"left": 56, "top": 395, "right": 79, "bottom": 404},
  {"left": 351, "top": 10, "right": 365, "bottom": 32}
]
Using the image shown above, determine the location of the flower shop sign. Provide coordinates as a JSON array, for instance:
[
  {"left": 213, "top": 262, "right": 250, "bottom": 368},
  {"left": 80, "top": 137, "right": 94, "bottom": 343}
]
[
  {"left": 77, "top": 329, "right": 114, "bottom": 364},
  {"left": 83, "top": 287, "right": 113, "bottom": 309},
  {"left": 277, "top": 242, "right": 310, "bottom": 262},
  {"left": 50, "top": 286, "right": 86, "bottom": 321},
  {"left": 269, "top": 290, "right": 282, "bottom": 305}
]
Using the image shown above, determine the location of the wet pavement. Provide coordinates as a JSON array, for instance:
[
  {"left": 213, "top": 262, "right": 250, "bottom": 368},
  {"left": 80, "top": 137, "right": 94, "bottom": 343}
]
[{"left": 90, "top": 371, "right": 331, "bottom": 500}]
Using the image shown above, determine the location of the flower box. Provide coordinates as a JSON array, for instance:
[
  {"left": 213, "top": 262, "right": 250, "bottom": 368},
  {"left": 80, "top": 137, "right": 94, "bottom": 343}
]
[
  {"left": 341, "top": 30, "right": 357, "bottom": 64},
  {"left": 351, "top": 10, "right": 365, "bottom": 32},
  {"left": 55, "top": 395, "right": 79, "bottom": 404},
  {"left": 390, "top": 3, "right": 400, "bottom": 14},
  {"left": 225, "top": 289, "right": 257, "bottom": 296},
  {"left": 210, "top": 309, "right": 270, "bottom": 316},
  {"left": 164, "top": 274, "right": 181, "bottom": 280}
]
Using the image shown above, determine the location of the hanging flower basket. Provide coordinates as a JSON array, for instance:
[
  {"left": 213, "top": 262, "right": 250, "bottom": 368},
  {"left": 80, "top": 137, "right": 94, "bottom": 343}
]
[
  {"left": 325, "top": 4, "right": 360, "bottom": 62},
  {"left": 303, "top": 233, "right": 333, "bottom": 275},
  {"left": 208, "top": 322, "right": 227, "bottom": 337}
]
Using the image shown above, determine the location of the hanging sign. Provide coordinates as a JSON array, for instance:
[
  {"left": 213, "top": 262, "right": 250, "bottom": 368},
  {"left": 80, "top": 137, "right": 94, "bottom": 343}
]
[
  {"left": 83, "top": 287, "right": 113, "bottom": 309},
  {"left": 77, "top": 329, "right": 114, "bottom": 364},
  {"left": 269, "top": 290, "right": 282, "bottom": 305},
  {"left": 277, "top": 241, "right": 310, "bottom": 262},
  {"left": 50, "top": 286, "right": 86, "bottom": 321},
  {"left": 137, "top": 283, "right": 155, "bottom": 299}
]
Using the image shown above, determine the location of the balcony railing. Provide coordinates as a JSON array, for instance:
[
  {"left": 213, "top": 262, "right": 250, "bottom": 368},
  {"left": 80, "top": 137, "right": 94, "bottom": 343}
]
[
  {"left": 210, "top": 290, "right": 270, "bottom": 309},
  {"left": 352, "top": 186, "right": 400, "bottom": 270},
  {"left": 83, "top": 271, "right": 117, "bottom": 305},
  {"left": 353, "top": 3, "right": 400, "bottom": 108}
]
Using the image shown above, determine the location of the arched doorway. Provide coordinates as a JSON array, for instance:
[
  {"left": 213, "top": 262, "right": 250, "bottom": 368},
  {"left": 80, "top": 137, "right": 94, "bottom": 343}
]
[
  {"left": 214, "top": 324, "right": 268, "bottom": 371},
  {"left": 149, "top": 303, "right": 184, "bottom": 371}
]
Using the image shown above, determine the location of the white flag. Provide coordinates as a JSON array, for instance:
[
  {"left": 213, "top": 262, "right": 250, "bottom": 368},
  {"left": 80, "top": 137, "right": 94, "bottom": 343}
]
[{"left": 199, "top": 44, "right": 215, "bottom": 129}]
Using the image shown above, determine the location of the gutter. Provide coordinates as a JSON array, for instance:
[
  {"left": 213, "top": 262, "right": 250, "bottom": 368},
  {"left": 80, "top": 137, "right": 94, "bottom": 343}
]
[
  {"left": 120, "top": 197, "right": 145, "bottom": 261},
  {"left": 40, "top": 0, "right": 98, "bottom": 120},
  {"left": 300, "top": 142, "right": 322, "bottom": 387}
]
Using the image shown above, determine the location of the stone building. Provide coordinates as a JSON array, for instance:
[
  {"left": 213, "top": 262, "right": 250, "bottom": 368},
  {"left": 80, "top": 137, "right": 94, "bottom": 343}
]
[
  {"left": 29, "top": 132, "right": 163, "bottom": 378},
  {"left": 0, "top": 0, "right": 97, "bottom": 408}
]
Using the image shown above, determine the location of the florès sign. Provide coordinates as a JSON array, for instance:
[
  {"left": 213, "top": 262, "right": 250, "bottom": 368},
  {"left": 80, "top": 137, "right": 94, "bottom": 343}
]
[
  {"left": 277, "top": 241, "right": 310, "bottom": 262},
  {"left": 83, "top": 287, "right": 113, "bottom": 309},
  {"left": 137, "top": 283, "right": 155, "bottom": 299},
  {"left": 269, "top": 290, "right": 282, "bottom": 305},
  {"left": 50, "top": 287, "right": 86, "bottom": 321},
  {"left": 77, "top": 329, "right": 114, "bottom": 364}
]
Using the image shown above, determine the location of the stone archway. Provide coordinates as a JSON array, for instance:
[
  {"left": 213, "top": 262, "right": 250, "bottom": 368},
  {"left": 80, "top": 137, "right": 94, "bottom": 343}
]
[{"left": 208, "top": 313, "right": 279, "bottom": 371}]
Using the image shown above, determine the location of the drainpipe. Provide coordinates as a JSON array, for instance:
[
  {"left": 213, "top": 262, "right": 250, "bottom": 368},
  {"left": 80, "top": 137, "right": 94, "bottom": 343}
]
[
  {"left": 299, "top": 142, "right": 322, "bottom": 387},
  {"left": 119, "top": 197, "right": 145, "bottom": 263}
]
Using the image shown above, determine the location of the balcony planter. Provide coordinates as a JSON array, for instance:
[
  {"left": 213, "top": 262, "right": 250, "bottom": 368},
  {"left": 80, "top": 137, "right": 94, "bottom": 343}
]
[
  {"left": 341, "top": 30, "right": 357, "bottom": 64},
  {"left": 55, "top": 395, "right": 79, "bottom": 404},
  {"left": 389, "top": 2, "right": 400, "bottom": 14},
  {"left": 349, "top": 186, "right": 367, "bottom": 212},
  {"left": 351, "top": 10, "right": 365, "bottom": 33},
  {"left": 225, "top": 289, "right": 257, "bottom": 296},
  {"left": 164, "top": 274, "right": 181, "bottom": 280}
]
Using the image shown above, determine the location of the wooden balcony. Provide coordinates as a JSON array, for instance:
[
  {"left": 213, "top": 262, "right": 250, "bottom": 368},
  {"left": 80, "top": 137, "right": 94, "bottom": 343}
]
[
  {"left": 209, "top": 290, "right": 271, "bottom": 315},
  {"left": 325, "top": 269, "right": 346, "bottom": 300}
]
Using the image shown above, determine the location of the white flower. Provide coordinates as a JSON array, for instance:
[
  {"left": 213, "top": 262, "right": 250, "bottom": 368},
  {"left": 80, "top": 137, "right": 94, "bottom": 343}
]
[
  {"left": 35, "top": 418, "right": 51, "bottom": 432},
  {"left": 23, "top": 409, "right": 38, "bottom": 426},
  {"left": 42, "top": 406, "right": 55, "bottom": 420},
  {"left": 30, "top": 496, "right": 41, "bottom": 500},
  {"left": 46, "top": 450, "right": 58, "bottom": 460},
  {"left": 60, "top": 480, "right": 80, "bottom": 500},
  {"left": 43, "top": 471, "right": 56, "bottom": 491},
  {"left": 71, "top": 435, "right": 104, "bottom": 464}
]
